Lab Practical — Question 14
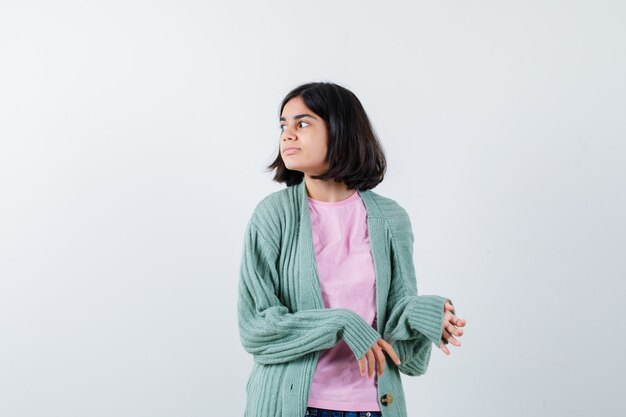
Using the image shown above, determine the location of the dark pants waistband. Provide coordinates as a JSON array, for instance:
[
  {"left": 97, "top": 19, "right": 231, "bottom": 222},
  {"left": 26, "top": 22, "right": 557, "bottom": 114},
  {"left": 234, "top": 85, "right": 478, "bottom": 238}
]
[{"left": 305, "top": 406, "right": 381, "bottom": 417}]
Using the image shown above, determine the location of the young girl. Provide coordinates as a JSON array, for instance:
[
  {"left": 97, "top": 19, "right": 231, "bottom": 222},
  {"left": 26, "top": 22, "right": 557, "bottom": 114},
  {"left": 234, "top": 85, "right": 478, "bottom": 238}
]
[{"left": 238, "top": 82, "right": 466, "bottom": 417}]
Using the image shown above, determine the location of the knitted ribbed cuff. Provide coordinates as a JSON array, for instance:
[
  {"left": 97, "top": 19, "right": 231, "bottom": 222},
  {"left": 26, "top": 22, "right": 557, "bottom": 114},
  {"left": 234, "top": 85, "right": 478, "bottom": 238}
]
[
  {"left": 341, "top": 309, "right": 381, "bottom": 360},
  {"left": 407, "top": 295, "right": 450, "bottom": 346},
  {"left": 397, "top": 342, "right": 432, "bottom": 376}
]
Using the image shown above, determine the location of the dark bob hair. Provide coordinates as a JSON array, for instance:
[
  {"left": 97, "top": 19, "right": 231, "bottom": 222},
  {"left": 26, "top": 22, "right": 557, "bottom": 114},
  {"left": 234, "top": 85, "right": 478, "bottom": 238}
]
[{"left": 266, "top": 81, "right": 387, "bottom": 191}]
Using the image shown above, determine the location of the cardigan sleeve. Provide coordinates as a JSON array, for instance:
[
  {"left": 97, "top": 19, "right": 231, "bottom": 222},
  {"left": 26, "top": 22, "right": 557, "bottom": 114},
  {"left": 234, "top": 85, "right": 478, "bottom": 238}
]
[
  {"left": 237, "top": 219, "right": 381, "bottom": 365},
  {"left": 381, "top": 206, "right": 455, "bottom": 376}
]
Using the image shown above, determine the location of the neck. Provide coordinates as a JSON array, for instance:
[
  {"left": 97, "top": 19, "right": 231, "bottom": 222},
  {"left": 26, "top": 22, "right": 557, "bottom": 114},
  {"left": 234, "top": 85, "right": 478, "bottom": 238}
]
[{"left": 303, "top": 174, "right": 354, "bottom": 202}]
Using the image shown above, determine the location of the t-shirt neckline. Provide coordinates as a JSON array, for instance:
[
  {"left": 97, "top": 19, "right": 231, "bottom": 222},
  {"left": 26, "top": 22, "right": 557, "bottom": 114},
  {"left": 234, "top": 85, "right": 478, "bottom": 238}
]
[{"left": 307, "top": 190, "right": 359, "bottom": 207}]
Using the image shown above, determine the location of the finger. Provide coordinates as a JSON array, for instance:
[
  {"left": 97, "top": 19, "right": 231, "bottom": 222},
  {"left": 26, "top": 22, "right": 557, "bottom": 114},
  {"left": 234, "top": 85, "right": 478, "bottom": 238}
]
[
  {"left": 442, "top": 326, "right": 451, "bottom": 340},
  {"left": 442, "top": 328, "right": 461, "bottom": 347},
  {"left": 358, "top": 357, "right": 366, "bottom": 376},
  {"left": 444, "top": 322, "right": 454, "bottom": 335},
  {"left": 446, "top": 322, "right": 462, "bottom": 337},
  {"left": 369, "top": 349, "right": 377, "bottom": 379},
  {"left": 445, "top": 300, "right": 456, "bottom": 316},
  {"left": 366, "top": 349, "right": 375, "bottom": 379},
  {"left": 439, "top": 340, "right": 450, "bottom": 355},
  {"left": 451, "top": 316, "right": 466, "bottom": 327},
  {"left": 378, "top": 339, "right": 401, "bottom": 365},
  {"left": 374, "top": 346, "right": 386, "bottom": 377}
]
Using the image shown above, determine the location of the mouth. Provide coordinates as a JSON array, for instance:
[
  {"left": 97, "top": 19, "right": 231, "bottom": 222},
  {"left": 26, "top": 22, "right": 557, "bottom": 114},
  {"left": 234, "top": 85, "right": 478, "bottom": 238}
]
[{"left": 283, "top": 148, "right": 300, "bottom": 154}]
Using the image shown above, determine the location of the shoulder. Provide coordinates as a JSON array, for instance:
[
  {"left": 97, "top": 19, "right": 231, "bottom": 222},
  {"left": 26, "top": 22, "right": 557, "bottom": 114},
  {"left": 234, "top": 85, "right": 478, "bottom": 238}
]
[
  {"left": 246, "top": 185, "right": 296, "bottom": 242},
  {"left": 249, "top": 186, "right": 292, "bottom": 223},
  {"left": 365, "top": 189, "right": 414, "bottom": 243},
  {"left": 366, "top": 189, "right": 412, "bottom": 226}
]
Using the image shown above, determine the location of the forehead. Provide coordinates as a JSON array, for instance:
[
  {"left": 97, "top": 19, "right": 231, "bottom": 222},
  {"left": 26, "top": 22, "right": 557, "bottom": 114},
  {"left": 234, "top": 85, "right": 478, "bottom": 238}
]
[{"left": 280, "top": 97, "right": 319, "bottom": 120}]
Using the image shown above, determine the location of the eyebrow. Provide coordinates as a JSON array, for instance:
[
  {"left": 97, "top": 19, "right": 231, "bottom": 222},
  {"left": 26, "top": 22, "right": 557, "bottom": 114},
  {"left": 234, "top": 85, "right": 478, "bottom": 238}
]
[{"left": 279, "top": 113, "right": 318, "bottom": 122}]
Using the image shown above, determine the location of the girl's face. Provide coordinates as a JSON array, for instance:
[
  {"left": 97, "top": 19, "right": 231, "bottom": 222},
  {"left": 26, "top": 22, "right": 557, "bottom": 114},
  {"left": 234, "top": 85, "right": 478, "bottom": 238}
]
[{"left": 279, "top": 96, "right": 329, "bottom": 175}]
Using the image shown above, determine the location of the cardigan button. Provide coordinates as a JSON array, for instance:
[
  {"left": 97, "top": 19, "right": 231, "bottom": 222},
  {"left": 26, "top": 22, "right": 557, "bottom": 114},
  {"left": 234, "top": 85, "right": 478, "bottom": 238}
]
[{"left": 380, "top": 393, "right": 394, "bottom": 406}]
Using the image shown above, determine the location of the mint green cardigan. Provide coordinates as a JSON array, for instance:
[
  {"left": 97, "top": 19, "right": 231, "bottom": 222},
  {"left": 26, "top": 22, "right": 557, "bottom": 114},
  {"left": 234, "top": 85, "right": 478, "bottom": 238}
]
[{"left": 238, "top": 180, "right": 453, "bottom": 417}]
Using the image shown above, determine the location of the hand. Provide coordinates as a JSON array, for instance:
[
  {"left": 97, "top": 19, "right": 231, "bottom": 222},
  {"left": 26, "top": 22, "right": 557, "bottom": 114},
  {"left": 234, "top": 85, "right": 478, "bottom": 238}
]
[
  {"left": 358, "top": 338, "right": 401, "bottom": 379},
  {"left": 439, "top": 300, "right": 466, "bottom": 355}
]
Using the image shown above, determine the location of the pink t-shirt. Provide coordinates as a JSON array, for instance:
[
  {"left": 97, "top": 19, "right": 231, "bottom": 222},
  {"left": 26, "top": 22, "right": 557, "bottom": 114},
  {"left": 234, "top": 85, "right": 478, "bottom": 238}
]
[{"left": 305, "top": 190, "right": 381, "bottom": 412}]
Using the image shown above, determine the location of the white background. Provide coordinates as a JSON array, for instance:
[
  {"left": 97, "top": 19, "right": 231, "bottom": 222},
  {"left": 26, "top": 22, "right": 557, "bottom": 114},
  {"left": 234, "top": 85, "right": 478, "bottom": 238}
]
[{"left": 1, "top": 1, "right": 624, "bottom": 416}]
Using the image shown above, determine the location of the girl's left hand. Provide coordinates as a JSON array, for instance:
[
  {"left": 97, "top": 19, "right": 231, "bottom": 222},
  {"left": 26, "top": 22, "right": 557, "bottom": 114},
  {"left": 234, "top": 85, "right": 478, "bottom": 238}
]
[{"left": 439, "top": 300, "right": 466, "bottom": 355}]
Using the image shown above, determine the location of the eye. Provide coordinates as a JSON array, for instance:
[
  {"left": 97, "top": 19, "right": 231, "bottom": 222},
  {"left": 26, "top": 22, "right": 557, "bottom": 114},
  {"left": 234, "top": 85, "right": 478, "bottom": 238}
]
[{"left": 279, "top": 121, "right": 310, "bottom": 132}]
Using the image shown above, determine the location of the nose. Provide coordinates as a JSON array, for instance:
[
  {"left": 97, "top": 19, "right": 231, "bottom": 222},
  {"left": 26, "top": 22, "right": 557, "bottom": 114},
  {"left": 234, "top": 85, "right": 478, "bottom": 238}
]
[{"left": 281, "top": 125, "right": 297, "bottom": 141}]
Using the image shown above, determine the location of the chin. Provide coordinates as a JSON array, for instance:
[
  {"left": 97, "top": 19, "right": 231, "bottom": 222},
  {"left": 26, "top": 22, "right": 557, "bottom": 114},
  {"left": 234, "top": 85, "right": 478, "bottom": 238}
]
[{"left": 283, "top": 163, "right": 301, "bottom": 171}]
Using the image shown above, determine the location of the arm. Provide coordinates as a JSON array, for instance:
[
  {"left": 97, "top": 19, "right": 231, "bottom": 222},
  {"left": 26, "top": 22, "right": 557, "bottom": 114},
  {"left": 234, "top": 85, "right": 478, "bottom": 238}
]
[
  {"left": 381, "top": 207, "right": 454, "bottom": 376},
  {"left": 237, "top": 219, "right": 381, "bottom": 365}
]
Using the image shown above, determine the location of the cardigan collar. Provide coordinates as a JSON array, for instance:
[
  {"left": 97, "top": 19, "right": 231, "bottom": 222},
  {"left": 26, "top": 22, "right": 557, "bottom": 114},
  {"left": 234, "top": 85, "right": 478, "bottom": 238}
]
[
  {"left": 295, "top": 179, "right": 383, "bottom": 219},
  {"left": 294, "top": 179, "right": 390, "bottom": 330}
]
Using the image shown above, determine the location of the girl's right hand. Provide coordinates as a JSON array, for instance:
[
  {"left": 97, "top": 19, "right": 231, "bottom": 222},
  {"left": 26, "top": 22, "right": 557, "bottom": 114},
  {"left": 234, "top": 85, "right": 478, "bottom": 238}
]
[{"left": 358, "top": 338, "right": 401, "bottom": 379}]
